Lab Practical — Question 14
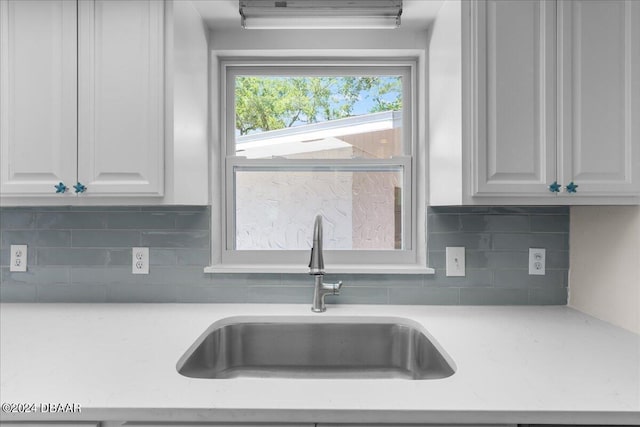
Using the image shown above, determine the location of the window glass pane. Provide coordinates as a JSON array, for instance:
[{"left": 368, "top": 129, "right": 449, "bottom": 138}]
[
  {"left": 235, "top": 76, "right": 403, "bottom": 159},
  {"left": 234, "top": 167, "right": 404, "bottom": 250}
]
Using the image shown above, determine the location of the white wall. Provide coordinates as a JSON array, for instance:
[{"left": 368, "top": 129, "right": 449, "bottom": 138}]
[
  {"left": 428, "top": 0, "right": 463, "bottom": 206},
  {"left": 569, "top": 206, "right": 640, "bottom": 334},
  {"left": 209, "top": 27, "right": 429, "bottom": 54},
  {"left": 166, "top": 0, "right": 210, "bottom": 204}
]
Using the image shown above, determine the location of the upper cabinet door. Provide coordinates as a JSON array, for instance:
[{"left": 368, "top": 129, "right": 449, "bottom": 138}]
[
  {"left": 0, "top": 0, "right": 77, "bottom": 196},
  {"left": 558, "top": 0, "right": 640, "bottom": 196},
  {"left": 78, "top": 0, "right": 164, "bottom": 196},
  {"left": 471, "top": 0, "right": 557, "bottom": 196}
]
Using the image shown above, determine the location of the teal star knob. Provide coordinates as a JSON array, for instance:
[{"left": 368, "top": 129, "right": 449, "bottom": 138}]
[
  {"left": 548, "top": 181, "right": 561, "bottom": 193},
  {"left": 54, "top": 182, "right": 68, "bottom": 194},
  {"left": 73, "top": 182, "right": 87, "bottom": 194},
  {"left": 565, "top": 182, "right": 579, "bottom": 193}
]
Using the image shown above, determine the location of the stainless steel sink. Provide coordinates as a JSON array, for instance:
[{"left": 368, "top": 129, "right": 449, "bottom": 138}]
[{"left": 176, "top": 316, "right": 455, "bottom": 380}]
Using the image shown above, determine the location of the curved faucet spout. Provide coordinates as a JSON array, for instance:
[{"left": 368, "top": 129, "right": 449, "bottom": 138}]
[{"left": 309, "top": 214, "right": 324, "bottom": 275}]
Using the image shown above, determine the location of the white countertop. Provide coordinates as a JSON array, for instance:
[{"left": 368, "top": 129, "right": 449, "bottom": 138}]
[{"left": 0, "top": 303, "right": 638, "bottom": 425}]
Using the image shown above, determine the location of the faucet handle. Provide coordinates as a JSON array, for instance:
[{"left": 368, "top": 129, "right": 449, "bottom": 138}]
[{"left": 333, "top": 281, "right": 343, "bottom": 295}]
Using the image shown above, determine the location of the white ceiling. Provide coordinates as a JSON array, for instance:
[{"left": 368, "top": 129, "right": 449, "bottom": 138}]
[{"left": 191, "top": 0, "right": 445, "bottom": 30}]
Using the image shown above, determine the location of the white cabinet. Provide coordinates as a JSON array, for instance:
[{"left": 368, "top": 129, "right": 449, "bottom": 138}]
[
  {"left": 429, "top": 0, "right": 640, "bottom": 205},
  {"left": 471, "top": 0, "right": 640, "bottom": 201},
  {"left": 0, "top": 0, "right": 164, "bottom": 198},
  {"left": 78, "top": 0, "right": 164, "bottom": 195},
  {"left": 470, "top": 0, "right": 557, "bottom": 197},
  {"left": 0, "top": 0, "right": 77, "bottom": 198},
  {"left": 557, "top": 0, "right": 640, "bottom": 198}
]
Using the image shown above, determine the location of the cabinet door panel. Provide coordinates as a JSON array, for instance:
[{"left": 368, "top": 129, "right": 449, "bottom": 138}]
[
  {"left": 559, "top": 0, "right": 640, "bottom": 196},
  {"left": 78, "top": 0, "right": 164, "bottom": 196},
  {"left": 0, "top": 0, "right": 77, "bottom": 196},
  {"left": 472, "top": 0, "right": 556, "bottom": 196}
]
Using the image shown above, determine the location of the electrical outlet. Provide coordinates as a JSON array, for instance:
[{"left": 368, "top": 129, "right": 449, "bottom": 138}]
[
  {"left": 9, "top": 245, "right": 27, "bottom": 272},
  {"left": 529, "top": 248, "right": 546, "bottom": 275},
  {"left": 446, "top": 247, "right": 465, "bottom": 277},
  {"left": 132, "top": 247, "right": 149, "bottom": 275}
]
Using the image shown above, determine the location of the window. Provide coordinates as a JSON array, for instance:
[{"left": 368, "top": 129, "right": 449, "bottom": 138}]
[{"left": 208, "top": 59, "right": 429, "bottom": 273}]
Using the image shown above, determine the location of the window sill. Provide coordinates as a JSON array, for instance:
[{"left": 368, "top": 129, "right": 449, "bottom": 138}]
[{"left": 204, "top": 264, "right": 435, "bottom": 275}]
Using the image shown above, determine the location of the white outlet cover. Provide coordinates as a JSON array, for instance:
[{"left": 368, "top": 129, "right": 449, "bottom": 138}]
[
  {"left": 132, "top": 247, "right": 149, "bottom": 275},
  {"left": 446, "top": 247, "right": 465, "bottom": 277},
  {"left": 529, "top": 248, "right": 546, "bottom": 275},
  {"left": 9, "top": 244, "right": 27, "bottom": 272}
]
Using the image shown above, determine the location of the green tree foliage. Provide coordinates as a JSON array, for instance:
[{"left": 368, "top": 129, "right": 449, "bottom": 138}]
[{"left": 235, "top": 76, "right": 402, "bottom": 135}]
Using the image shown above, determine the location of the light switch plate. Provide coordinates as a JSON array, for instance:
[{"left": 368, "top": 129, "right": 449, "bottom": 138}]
[
  {"left": 132, "top": 247, "right": 149, "bottom": 275},
  {"left": 446, "top": 247, "right": 465, "bottom": 277},
  {"left": 10, "top": 244, "right": 27, "bottom": 272},
  {"left": 529, "top": 248, "right": 546, "bottom": 275}
]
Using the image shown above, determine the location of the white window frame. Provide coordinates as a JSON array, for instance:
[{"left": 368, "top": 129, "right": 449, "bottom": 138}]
[{"left": 206, "top": 58, "right": 432, "bottom": 274}]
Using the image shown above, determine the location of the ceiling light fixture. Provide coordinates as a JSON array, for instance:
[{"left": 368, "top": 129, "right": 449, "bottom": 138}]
[{"left": 239, "top": 0, "right": 403, "bottom": 30}]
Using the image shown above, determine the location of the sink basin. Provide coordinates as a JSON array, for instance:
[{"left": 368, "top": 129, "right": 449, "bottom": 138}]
[{"left": 176, "top": 316, "right": 455, "bottom": 380}]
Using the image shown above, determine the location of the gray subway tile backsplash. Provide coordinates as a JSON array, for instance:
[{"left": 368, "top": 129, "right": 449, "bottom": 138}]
[
  {"left": 0, "top": 211, "right": 36, "bottom": 229},
  {"left": 388, "top": 287, "right": 460, "bottom": 305},
  {"left": 485, "top": 251, "right": 530, "bottom": 269},
  {"left": 175, "top": 248, "right": 211, "bottom": 266},
  {"left": 528, "top": 287, "right": 568, "bottom": 305},
  {"left": 460, "top": 214, "right": 530, "bottom": 232},
  {"left": 2, "top": 266, "right": 70, "bottom": 285},
  {"left": 0, "top": 249, "right": 8, "bottom": 266},
  {"left": 212, "top": 273, "right": 281, "bottom": 287},
  {"left": 491, "top": 232, "right": 569, "bottom": 251},
  {"left": 106, "top": 212, "right": 176, "bottom": 230},
  {"left": 0, "top": 283, "right": 36, "bottom": 302},
  {"left": 149, "top": 248, "right": 178, "bottom": 266},
  {"left": 1, "top": 230, "right": 71, "bottom": 248},
  {"left": 425, "top": 269, "right": 494, "bottom": 287},
  {"left": 36, "top": 212, "right": 108, "bottom": 229},
  {"left": 460, "top": 287, "right": 529, "bottom": 305},
  {"left": 175, "top": 212, "right": 210, "bottom": 230},
  {"left": 493, "top": 269, "right": 567, "bottom": 289},
  {"left": 36, "top": 284, "right": 108, "bottom": 303},
  {"left": 428, "top": 232, "right": 492, "bottom": 251},
  {"left": 106, "top": 284, "right": 177, "bottom": 303},
  {"left": 333, "top": 274, "right": 424, "bottom": 288},
  {"left": 144, "top": 266, "right": 213, "bottom": 286},
  {"left": 0, "top": 206, "right": 569, "bottom": 304},
  {"left": 140, "top": 230, "right": 209, "bottom": 248},
  {"left": 36, "top": 248, "right": 130, "bottom": 266},
  {"left": 71, "top": 230, "right": 141, "bottom": 247},
  {"left": 333, "top": 286, "right": 389, "bottom": 304},
  {"left": 530, "top": 214, "right": 571, "bottom": 232},
  {"left": 545, "top": 250, "right": 570, "bottom": 269},
  {"left": 427, "top": 214, "right": 461, "bottom": 232},
  {"left": 248, "top": 285, "right": 313, "bottom": 304},
  {"left": 139, "top": 205, "right": 208, "bottom": 212},
  {"left": 176, "top": 285, "right": 249, "bottom": 303}
]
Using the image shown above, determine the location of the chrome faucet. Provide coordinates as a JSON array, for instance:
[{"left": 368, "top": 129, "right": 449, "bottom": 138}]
[{"left": 309, "top": 214, "right": 342, "bottom": 312}]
